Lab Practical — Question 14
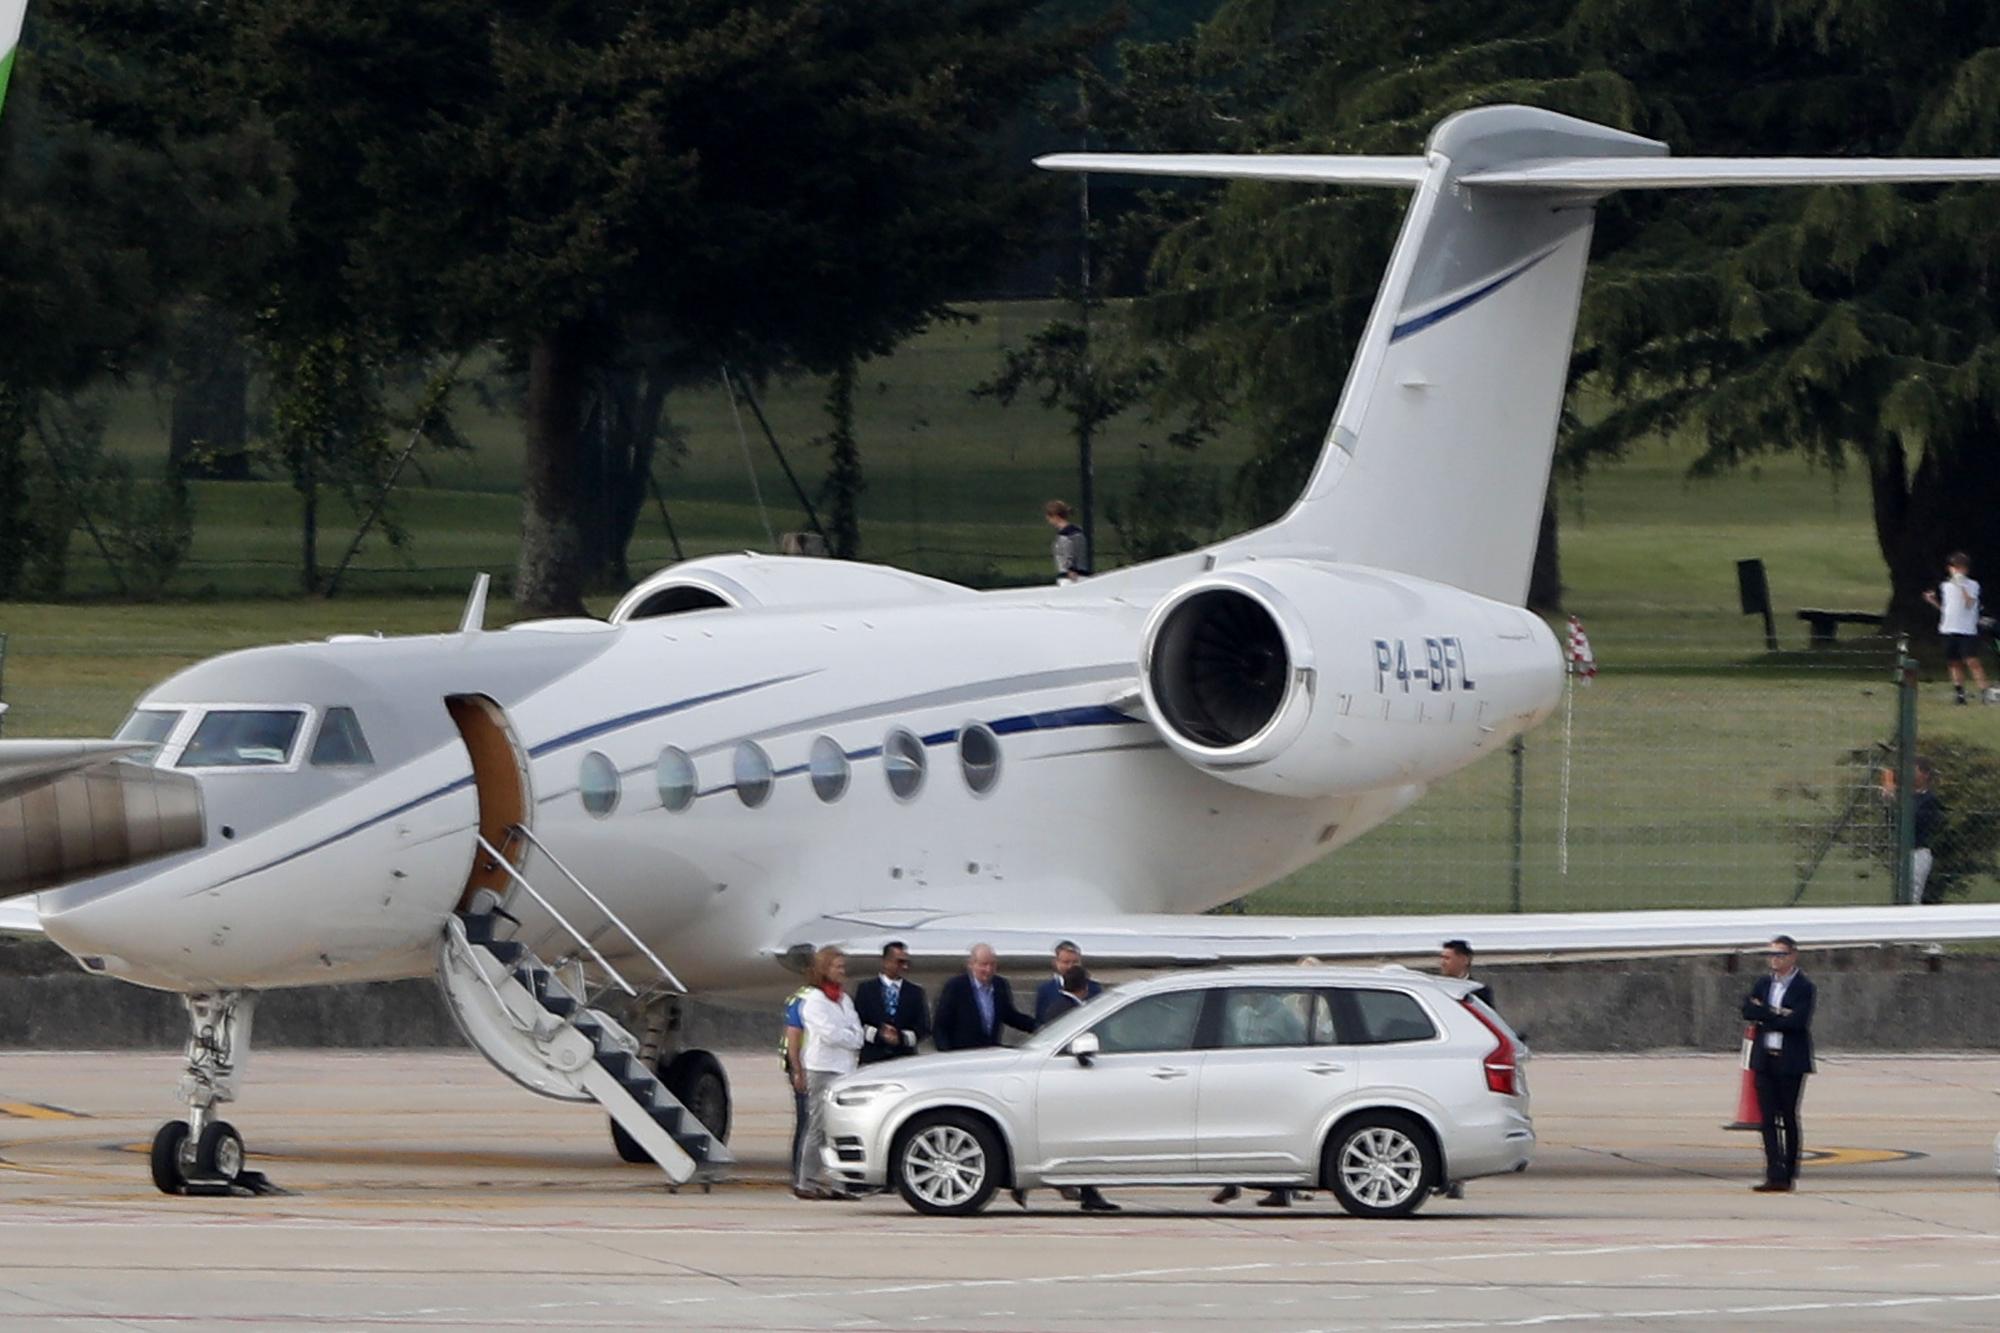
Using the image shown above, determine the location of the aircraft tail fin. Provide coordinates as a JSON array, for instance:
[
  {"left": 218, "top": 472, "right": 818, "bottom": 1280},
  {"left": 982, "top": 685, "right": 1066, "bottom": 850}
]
[
  {"left": 0, "top": 1, "right": 25, "bottom": 115},
  {"left": 1040, "top": 106, "right": 2000, "bottom": 605}
]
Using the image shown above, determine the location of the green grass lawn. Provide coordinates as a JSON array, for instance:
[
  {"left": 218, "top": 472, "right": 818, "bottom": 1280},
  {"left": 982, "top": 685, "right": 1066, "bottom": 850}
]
[{"left": 8, "top": 299, "right": 1992, "bottom": 916}]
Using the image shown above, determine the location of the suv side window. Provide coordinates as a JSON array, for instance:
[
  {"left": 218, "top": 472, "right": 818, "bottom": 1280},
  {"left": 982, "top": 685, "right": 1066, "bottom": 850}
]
[
  {"left": 1089, "top": 989, "right": 1207, "bottom": 1055},
  {"left": 1335, "top": 988, "right": 1438, "bottom": 1045},
  {"left": 1217, "top": 988, "right": 1336, "bottom": 1049}
]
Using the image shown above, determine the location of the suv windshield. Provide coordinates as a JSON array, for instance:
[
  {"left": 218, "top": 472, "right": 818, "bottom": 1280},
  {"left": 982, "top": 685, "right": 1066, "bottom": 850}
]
[{"left": 177, "top": 710, "right": 306, "bottom": 768}]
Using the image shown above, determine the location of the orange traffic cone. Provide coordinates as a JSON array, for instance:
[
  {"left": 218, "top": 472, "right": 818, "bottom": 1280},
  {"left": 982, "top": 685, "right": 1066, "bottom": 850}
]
[{"left": 1726, "top": 1024, "right": 1761, "bottom": 1131}]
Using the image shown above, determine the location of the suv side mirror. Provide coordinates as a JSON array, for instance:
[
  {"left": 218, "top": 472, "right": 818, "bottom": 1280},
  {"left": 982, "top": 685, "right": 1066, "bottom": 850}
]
[{"left": 1067, "top": 1032, "right": 1100, "bottom": 1066}]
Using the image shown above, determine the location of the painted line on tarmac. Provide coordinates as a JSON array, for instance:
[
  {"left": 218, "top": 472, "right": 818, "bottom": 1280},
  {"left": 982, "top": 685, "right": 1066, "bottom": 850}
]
[
  {"left": 0, "top": 1101, "right": 87, "bottom": 1121},
  {"left": 1390, "top": 1291, "right": 2000, "bottom": 1329}
]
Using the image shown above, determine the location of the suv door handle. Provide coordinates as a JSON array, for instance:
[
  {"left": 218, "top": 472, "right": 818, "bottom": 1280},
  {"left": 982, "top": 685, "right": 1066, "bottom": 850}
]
[
  {"left": 1149, "top": 1067, "right": 1191, "bottom": 1080},
  {"left": 1306, "top": 1062, "right": 1348, "bottom": 1075}
]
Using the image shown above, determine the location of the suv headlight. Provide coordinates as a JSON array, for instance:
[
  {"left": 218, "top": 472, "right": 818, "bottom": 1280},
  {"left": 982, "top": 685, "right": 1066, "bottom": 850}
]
[{"left": 831, "top": 1082, "right": 905, "bottom": 1108}]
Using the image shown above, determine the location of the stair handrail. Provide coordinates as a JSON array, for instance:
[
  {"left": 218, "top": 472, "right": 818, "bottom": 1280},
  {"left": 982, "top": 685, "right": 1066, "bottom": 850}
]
[
  {"left": 442, "top": 917, "right": 543, "bottom": 1036},
  {"left": 474, "top": 834, "right": 637, "bottom": 997},
  {"left": 507, "top": 822, "right": 687, "bottom": 995}
]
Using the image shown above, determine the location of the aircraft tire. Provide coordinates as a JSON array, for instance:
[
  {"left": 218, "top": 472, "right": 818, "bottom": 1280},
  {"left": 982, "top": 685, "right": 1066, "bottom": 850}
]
[
  {"left": 662, "top": 1050, "right": 732, "bottom": 1144},
  {"left": 150, "top": 1122, "right": 189, "bottom": 1195},
  {"left": 195, "top": 1120, "right": 245, "bottom": 1183}
]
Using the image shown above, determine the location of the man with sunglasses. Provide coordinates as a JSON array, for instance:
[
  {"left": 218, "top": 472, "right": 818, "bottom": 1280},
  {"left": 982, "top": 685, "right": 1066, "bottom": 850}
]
[{"left": 1742, "top": 935, "right": 1817, "bottom": 1193}]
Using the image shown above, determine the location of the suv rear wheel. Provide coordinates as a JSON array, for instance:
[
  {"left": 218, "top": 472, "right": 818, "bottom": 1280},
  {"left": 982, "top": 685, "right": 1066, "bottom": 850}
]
[
  {"left": 1324, "top": 1111, "right": 1435, "bottom": 1219},
  {"left": 893, "top": 1111, "right": 1002, "bottom": 1216}
]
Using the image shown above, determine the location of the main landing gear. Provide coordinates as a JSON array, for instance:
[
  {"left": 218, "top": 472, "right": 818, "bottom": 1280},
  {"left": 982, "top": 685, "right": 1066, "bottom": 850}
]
[
  {"left": 609, "top": 994, "right": 733, "bottom": 1169},
  {"left": 151, "top": 992, "right": 278, "bottom": 1196}
]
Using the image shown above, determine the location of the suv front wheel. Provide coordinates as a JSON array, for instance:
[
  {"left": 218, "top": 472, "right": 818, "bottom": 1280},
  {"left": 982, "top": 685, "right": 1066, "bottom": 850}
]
[
  {"left": 893, "top": 1111, "right": 1002, "bottom": 1216},
  {"left": 1324, "top": 1111, "right": 1435, "bottom": 1218}
]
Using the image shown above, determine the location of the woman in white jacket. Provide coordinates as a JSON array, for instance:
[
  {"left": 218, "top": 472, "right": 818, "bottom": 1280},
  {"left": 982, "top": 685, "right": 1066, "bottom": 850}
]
[{"left": 794, "top": 946, "right": 865, "bottom": 1199}]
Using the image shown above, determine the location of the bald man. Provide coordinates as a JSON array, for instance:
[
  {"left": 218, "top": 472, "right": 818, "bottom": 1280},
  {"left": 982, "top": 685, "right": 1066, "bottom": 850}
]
[{"left": 932, "top": 944, "right": 1038, "bottom": 1051}]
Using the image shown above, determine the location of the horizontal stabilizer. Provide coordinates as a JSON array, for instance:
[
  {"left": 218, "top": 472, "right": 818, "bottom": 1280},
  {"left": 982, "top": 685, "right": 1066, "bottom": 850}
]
[
  {"left": 1461, "top": 157, "right": 2000, "bottom": 190},
  {"left": 1034, "top": 153, "right": 1430, "bottom": 188},
  {"left": 787, "top": 904, "right": 2000, "bottom": 970},
  {"left": 0, "top": 898, "right": 40, "bottom": 936},
  {"left": 0, "top": 740, "right": 153, "bottom": 803}
]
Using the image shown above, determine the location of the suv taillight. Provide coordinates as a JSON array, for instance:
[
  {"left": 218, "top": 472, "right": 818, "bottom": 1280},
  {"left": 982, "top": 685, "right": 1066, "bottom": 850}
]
[{"left": 1461, "top": 997, "right": 1518, "bottom": 1096}]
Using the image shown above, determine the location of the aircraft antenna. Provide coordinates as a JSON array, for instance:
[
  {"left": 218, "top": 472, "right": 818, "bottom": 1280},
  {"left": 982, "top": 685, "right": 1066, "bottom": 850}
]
[{"left": 458, "top": 572, "right": 490, "bottom": 634}]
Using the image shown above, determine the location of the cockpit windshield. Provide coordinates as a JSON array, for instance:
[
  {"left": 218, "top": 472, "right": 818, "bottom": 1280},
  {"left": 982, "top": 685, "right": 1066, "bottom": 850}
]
[
  {"left": 115, "top": 709, "right": 183, "bottom": 750},
  {"left": 176, "top": 710, "right": 305, "bottom": 769},
  {"left": 310, "top": 707, "right": 375, "bottom": 767}
]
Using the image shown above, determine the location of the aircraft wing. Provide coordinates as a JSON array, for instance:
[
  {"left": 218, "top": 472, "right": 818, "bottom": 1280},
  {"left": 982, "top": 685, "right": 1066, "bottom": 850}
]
[
  {"left": 784, "top": 903, "right": 2000, "bottom": 970},
  {"left": 0, "top": 740, "right": 154, "bottom": 802},
  {"left": 0, "top": 897, "right": 42, "bottom": 937}
]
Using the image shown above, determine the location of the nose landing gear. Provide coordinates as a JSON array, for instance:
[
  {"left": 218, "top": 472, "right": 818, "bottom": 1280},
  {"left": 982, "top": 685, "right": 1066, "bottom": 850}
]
[{"left": 150, "top": 992, "right": 279, "bottom": 1196}]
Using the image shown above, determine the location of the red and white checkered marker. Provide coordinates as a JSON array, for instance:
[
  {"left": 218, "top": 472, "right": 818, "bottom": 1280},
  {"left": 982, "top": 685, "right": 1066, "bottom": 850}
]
[{"left": 1566, "top": 615, "right": 1596, "bottom": 683}]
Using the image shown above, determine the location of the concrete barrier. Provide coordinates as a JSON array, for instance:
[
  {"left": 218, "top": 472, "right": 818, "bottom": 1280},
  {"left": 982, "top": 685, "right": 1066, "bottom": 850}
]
[{"left": 0, "top": 939, "right": 1992, "bottom": 1052}]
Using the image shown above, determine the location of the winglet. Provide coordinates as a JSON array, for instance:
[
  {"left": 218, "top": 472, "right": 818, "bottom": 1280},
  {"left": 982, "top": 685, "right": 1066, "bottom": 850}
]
[
  {"left": 0, "top": 0, "right": 27, "bottom": 115},
  {"left": 459, "top": 572, "right": 491, "bottom": 634}
]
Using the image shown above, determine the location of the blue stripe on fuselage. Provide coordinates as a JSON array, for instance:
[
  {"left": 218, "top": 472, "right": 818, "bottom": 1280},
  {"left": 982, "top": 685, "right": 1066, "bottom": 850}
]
[{"left": 1389, "top": 246, "right": 1558, "bottom": 344}]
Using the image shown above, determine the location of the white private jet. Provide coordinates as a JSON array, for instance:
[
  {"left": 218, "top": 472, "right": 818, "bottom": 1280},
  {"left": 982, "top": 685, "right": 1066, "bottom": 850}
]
[{"left": 7, "top": 0, "right": 2000, "bottom": 1192}]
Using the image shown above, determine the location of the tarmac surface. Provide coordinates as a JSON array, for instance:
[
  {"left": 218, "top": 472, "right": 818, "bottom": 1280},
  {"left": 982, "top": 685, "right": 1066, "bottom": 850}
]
[{"left": 0, "top": 1049, "right": 1992, "bottom": 1330}]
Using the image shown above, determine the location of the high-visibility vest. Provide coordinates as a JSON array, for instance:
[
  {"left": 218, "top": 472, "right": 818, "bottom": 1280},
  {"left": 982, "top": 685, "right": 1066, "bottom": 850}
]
[{"left": 779, "top": 986, "right": 812, "bottom": 1072}]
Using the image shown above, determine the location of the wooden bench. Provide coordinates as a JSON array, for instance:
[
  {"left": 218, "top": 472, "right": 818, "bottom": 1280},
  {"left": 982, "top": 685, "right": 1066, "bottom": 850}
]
[{"left": 1795, "top": 608, "right": 1886, "bottom": 647}]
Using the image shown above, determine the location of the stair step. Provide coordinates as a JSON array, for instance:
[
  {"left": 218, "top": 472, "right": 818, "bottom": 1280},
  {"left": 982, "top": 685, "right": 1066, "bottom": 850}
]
[
  {"left": 483, "top": 940, "right": 525, "bottom": 965},
  {"left": 675, "top": 1133, "right": 711, "bottom": 1164},
  {"left": 541, "top": 994, "right": 577, "bottom": 1017},
  {"left": 460, "top": 913, "right": 497, "bottom": 945},
  {"left": 649, "top": 1103, "right": 684, "bottom": 1135}
]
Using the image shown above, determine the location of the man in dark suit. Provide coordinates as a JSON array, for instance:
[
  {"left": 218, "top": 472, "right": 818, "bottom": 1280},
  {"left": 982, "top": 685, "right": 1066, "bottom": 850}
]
[
  {"left": 1034, "top": 940, "right": 1104, "bottom": 1022},
  {"left": 852, "top": 940, "right": 929, "bottom": 1064},
  {"left": 1742, "top": 934, "right": 1816, "bottom": 1193},
  {"left": 932, "top": 943, "right": 1037, "bottom": 1051},
  {"left": 1440, "top": 939, "right": 1495, "bottom": 1009}
]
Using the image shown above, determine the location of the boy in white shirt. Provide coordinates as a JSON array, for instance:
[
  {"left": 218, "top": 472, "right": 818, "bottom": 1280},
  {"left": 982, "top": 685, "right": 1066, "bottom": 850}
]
[{"left": 1923, "top": 552, "right": 1988, "bottom": 705}]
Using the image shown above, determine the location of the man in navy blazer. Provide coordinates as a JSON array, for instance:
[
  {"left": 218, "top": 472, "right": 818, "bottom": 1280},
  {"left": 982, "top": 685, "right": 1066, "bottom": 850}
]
[
  {"left": 1034, "top": 940, "right": 1103, "bottom": 1022},
  {"left": 1742, "top": 934, "right": 1817, "bottom": 1192},
  {"left": 852, "top": 941, "right": 929, "bottom": 1064},
  {"left": 933, "top": 944, "right": 1037, "bottom": 1051}
]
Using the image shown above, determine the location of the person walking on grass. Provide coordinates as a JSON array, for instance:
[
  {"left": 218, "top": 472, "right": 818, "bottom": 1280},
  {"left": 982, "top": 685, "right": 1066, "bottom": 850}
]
[{"left": 1924, "top": 552, "right": 1988, "bottom": 705}]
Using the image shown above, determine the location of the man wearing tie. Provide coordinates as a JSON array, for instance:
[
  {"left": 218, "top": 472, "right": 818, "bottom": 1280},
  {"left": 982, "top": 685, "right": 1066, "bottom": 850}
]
[
  {"left": 1743, "top": 934, "right": 1817, "bottom": 1193},
  {"left": 932, "top": 943, "right": 1037, "bottom": 1051},
  {"left": 1034, "top": 940, "right": 1103, "bottom": 1022},
  {"left": 853, "top": 940, "right": 929, "bottom": 1064}
]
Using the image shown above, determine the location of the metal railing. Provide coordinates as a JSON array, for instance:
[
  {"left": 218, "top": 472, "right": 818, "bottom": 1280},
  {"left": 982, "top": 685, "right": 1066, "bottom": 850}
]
[
  {"left": 474, "top": 834, "right": 637, "bottom": 998},
  {"left": 507, "top": 823, "right": 687, "bottom": 996}
]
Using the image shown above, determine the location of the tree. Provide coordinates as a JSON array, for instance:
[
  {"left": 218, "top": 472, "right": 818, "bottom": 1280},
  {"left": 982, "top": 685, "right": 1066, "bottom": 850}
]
[
  {"left": 226, "top": 0, "right": 1103, "bottom": 614},
  {"left": 0, "top": 0, "right": 281, "bottom": 596}
]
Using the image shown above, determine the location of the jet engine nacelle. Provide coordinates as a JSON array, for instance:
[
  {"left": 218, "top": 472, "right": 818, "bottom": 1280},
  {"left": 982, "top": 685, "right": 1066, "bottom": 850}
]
[{"left": 1139, "top": 559, "right": 1563, "bottom": 798}]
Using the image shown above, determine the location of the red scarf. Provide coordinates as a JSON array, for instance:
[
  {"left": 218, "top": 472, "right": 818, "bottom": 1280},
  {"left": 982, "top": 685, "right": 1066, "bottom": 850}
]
[{"left": 819, "top": 982, "right": 843, "bottom": 1001}]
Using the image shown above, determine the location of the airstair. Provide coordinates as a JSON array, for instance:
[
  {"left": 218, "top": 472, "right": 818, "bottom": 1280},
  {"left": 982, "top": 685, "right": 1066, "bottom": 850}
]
[{"left": 435, "top": 825, "right": 730, "bottom": 1186}]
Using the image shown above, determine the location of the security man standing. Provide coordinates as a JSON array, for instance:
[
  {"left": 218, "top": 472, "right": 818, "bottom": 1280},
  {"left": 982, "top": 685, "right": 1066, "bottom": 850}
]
[{"left": 1743, "top": 934, "right": 1816, "bottom": 1193}]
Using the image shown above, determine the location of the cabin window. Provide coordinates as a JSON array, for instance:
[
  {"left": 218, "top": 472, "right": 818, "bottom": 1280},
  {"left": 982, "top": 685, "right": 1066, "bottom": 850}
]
[
  {"left": 809, "top": 735, "right": 849, "bottom": 803},
  {"left": 656, "top": 747, "right": 696, "bottom": 813},
  {"left": 579, "top": 751, "right": 620, "bottom": 818},
  {"left": 734, "top": 742, "right": 774, "bottom": 809},
  {"left": 883, "top": 727, "right": 926, "bottom": 802},
  {"left": 176, "top": 710, "right": 305, "bottom": 768},
  {"left": 959, "top": 723, "right": 1001, "bottom": 796},
  {"left": 310, "top": 707, "right": 375, "bottom": 767}
]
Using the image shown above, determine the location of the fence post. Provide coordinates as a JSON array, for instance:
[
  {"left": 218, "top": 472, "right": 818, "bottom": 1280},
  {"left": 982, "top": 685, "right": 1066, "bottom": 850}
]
[
  {"left": 1893, "top": 636, "right": 1918, "bottom": 906},
  {"left": 1509, "top": 734, "right": 1525, "bottom": 912}
]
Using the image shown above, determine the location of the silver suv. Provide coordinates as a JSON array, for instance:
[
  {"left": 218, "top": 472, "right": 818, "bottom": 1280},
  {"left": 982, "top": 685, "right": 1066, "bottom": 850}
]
[{"left": 820, "top": 965, "right": 1532, "bottom": 1218}]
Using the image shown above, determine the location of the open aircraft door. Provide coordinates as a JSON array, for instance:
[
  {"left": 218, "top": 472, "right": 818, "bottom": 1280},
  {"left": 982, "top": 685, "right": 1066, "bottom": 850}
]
[{"left": 445, "top": 694, "right": 532, "bottom": 913}]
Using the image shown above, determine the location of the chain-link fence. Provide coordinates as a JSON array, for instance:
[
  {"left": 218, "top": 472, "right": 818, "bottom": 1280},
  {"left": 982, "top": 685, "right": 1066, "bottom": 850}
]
[{"left": 1254, "top": 634, "right": 2000, "bottom": 915}]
